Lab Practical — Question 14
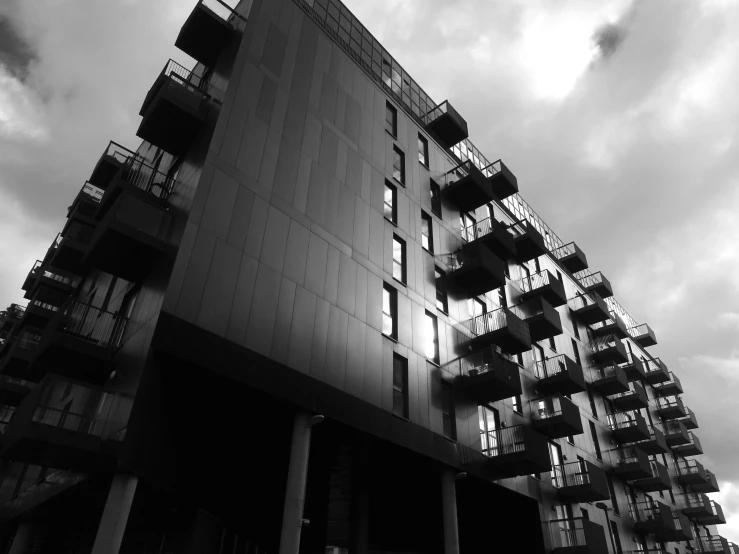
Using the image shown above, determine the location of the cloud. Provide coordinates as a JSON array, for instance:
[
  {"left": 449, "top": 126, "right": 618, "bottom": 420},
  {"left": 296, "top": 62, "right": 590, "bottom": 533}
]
[{"left": 592, "top": 21, "right": 627, "bottom": 59}]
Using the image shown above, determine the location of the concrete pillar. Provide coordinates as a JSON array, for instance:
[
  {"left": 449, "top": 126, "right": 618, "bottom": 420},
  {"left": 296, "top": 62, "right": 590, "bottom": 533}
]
[
  {"left": 350, "top": 435, "right": 371, "bottom": 554},
  {"left": 91, "top": 473, "right": 139, "bottom": 554},
  {"left": 8, "top": 520, "right": 35, "bottom": 554},
  {"left": 440, "top": 469, "right": 460, "bottom": 554},
  {"left": 279, "top": 412, "right": 317, "bottom": 554}
]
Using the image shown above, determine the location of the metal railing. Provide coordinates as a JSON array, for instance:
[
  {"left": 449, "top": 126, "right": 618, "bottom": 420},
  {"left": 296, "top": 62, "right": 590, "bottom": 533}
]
[
  {"left": 515, "top": 270, "right": 557, "bottom": 295},
  {"left": 460, "top": 216, "right": 505, "bottom": 244},
  {"left": 575, "top": 271, "right": 607, "bottom": 289},
  {"left": 531, "top": 396, "right": 566, "bottom": 420},
  {"left": 63, "top": 222, "right": 95, "bottom": 245},
  {"left": 17, "top": 329, "right": 42, "bottom": 352},
  {"left": 590, "top": 334, "right": 623, "bottom": 354},
  {"left": 29, "top": 287, "right": 67, "bottom": 313},
  {"left": 590, "top": 311, "right": 626, "bottom": 333},
  {"left": 657, "top": 396, "right": 683, "bottom": 410},
  {"left": 615, "top": 446, "right": 643, "bottom": 466},
  {"left": 481, "top": 424, "right": 527, "bottom": 458},
  {"left": 589, "top": 363, "right": 621, "bottom": 382},
  {"left": 694, "top": 536, "right": 728, "bottom": 553},
  {"left": 60, "top": 302, "right": 129, "bottom": 350},
  {"left": 201, "top": 0, "right": 240, "bottom": 22},
  {"left": 676, "top": 458, "right": 704, "bottom": 477},
  {"left": 459, "top": 306, "right": 524, "bottom": 338},
  {"left": 630, "top": 500, "right": 667, "bottom": 523},
  {"left": 459, "top": 347, "right": 518, "bottom": 378},
  {"left": 613, "top": 381, "right": 646, "bottom": 401},
  {"left": 607, "top": 411, "right": 642, "bottom": 431},
  {"left": 551, "top": 461, "right": 591, "bottom": 489},
  {"left": 551, "top": 242, "right": 581, "bottom": 261},
  {"left": 545, "top": 518, "right": 590, "bottom": 549},
  {"left": 533, "top": 354, "right": 571, "bottom": 380},
  {"left": 121, "top": 155, "right": 177, "bottom": 200},
  {"left": 424, "top": 100, "right": 464, "bottom": 128},
  {"left": 162, "top": 58, "right": 211, "bottom": 97},
  {"left": 2, "top": 304, "right": 26, "bottom": 320},
  {"left": 680, "top": 491, "right": 708, "bottom": 509},
  {"left": 644, "top": 358, "right": 666, "bottom": 376},
  {"left": 628, "top": 323, "right": 652, "bottom": 340},
  {"left": 569, "top": 291, "right": 604, "bottom": 311},
  {"left": 29, "top": 260, "right": 81, "bottom": 289},
  {"left": 480, "top": 158, "right": 505, "bottom": 179},
  {"left": 71, "top": 182, "right": 103, "bottom": 218}
]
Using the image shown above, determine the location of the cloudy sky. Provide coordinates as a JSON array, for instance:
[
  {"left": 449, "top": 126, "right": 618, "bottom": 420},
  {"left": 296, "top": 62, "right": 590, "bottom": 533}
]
[{"left": 1, "top": 0, "right": 739, "bottom": 540}]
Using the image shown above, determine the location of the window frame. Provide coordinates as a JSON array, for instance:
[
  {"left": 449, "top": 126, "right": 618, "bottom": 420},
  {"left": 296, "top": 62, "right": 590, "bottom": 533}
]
[
  {"left": 421, "top": 210, "right": 433, "bottom": 253},
  {"left": 441, "top": 380, "right": 456, "bottom": 440},
  {"left": 418, "top": 133, "right": 429, "bottom": 167},
  {"left": 430, "top": 179, "right": 442, "bottom": 218},
  {"left": 382, "top": 283, "right": 398, "bottom": 340},
  {"left": 425, "top": 310, "right": 440, "bottom": 365},
  {"left": 392, "top": 353, "right": 408, "bottom": 418},
  {"left": 435, "top": 266, "right": 448, "bottom": 314},
  {"left": 384, "top": 181, "right": 397, "bottom": 224},
  {"left": 392, "top": 234, "right": 406, "bottom": 285},
  {"left": 386, "top": 101, "right": 398, "bottom": 137},
  {"left": 392, "top": 145, "right": 405, "bottom": 186}
]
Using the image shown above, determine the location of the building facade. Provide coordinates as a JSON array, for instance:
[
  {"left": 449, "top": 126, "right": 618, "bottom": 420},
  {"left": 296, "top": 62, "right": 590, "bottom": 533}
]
[{"left": 0, "top": 0, "right": 732, "bottom": 553}]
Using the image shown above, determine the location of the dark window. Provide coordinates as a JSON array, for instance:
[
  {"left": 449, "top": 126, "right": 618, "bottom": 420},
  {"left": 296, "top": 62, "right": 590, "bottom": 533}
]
[
  {"left": 430, "top": 180, "right": 442, "bottom": 217},
  {"left": 441, "top": 381, "right": 456, "bottom": 440},
  {"left": 516, "top": 353, "right": 524, "bottom": 366},
  {"left": 512, "top": 395, "right": 522, "bottom": 414},
  {"left": 425, "top": 311, "right": 439, "bottom": 364},
  {"left": 548, "top": 336, "right": 556, "bottom": 351},
  {"left": 573, "top": 320, "right": 581, "bottom": 340},
  {"left": 567, "top": 435, "right": 575, "bottom": 445},
  {"left": 611, "top": 521, "right": 624, "bottom": 554},
  {"left": 392, "top": 354, "right": 408, "bottom": 418},
  {"left": 606, "top": 474, "right": 620, "bottom": 515},
  {"left": 498, "top": 288, "right": 507, "bottom": 309},
  {"left": 435, "top": 267, "right": 448, "bottom": 313},
  {"left": 571, "top": 339, "right": 582, "bottom": 366},
  {"left": 588, "top": 387, "right": 598, "bottom": 418},
  {"left": 534, "top": 257, "right": 541, "bottom": 273},
  {"left": 392, "top": 146, "right": 405, "bottom": 185},
  {"left": 589, "top": 421, "right": 602, "bottom": 460},
  {"left": 418, "top": 134, "right": 429, "bottom": 166},
  {"left": 386, "top": 102, "right": 397, "bottom": 136},
  {"left": 556, "top": 270, "right": 563, "bottom": 282},
  {"left": 382, "top": 284, "right": 397, "bottom": 339},
  {"left": 580, "top": 508, "right": 589, "bottom": 520},
  {"left": 421, "top": 211, "right": 433, "bottom": 252},
  {"left": 479, "top": 405, "right": 500, "bottom": 456},
  {"left": 461, "top": 212, "right": 476, "bottom": 242},
  {"left": 392, "top": 235, "right": 406, "bottom": 283},
  {"left": 384, "top": 181, "right": 397, "bottom": 223}
]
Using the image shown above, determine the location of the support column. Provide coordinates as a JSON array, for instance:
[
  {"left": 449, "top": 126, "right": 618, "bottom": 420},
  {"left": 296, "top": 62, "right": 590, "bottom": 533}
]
[
  {"left": 279, "top": 412, "right": 319, "bottom": 554},
  {"left": 350, "top": 435, "right": 371, "bottom": 554},
  {"left": 440, "top": 469, "right": 460, "bottom": 554},
  {"left": 8, "top": 520, "right": 35, "bottom": 554},
  {"left": 91, "top": 473, "right": 139, "bottom": 554}
]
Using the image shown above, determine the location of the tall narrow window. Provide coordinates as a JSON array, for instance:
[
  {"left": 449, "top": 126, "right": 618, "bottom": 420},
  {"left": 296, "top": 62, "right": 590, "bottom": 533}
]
[
  {"left": 549, "top": 441, "right": 563, "bottom": 487},
  {"left": 478, "top": 406, "right": 500, "bottom": 457},
  {"left": 571, "top": 338, "right": 582, "bottom": 366},
  {"left": 418, "top": 134, "right": 429, "bottom": 166},
  {"left": 392, "top": 235, "right": 406, "bottom": 283},
  {"left": 392, "top": 146, "right": 405, "bottom": 185},
  {"left": 382, "top": 284, "right": 397, "bottom": 339},
  {"left": 435, "top": 267, "right": 448, "bottom": 313},
  {"left": 425, "top": 311, "right": 439, "bottom": 364},
  {"left": 384, "top": 181, "right": 397, "bottom": 224},
  {"left": 512, "top": 394, "right": 522, "bottom": 414},
  {"left": 461, "top": 213, "right": 475, "bottom": 242},
  {"left": 421, "top": 211, "right": 433, "bottom": 252},
  {"left": 469, "top": 298, "right": 486, "bottom": 319},
  {"left": 392, "top": 354, "right": 408, "bottom": 418},
  {"left": 441, "top": 381, "right": 456, "bottom": 440},
  {"left": 587, "top": 387, "right": 598, "bottom": 418},
  {"left": 606, "top": 474, "right": 620, "bottom": 515},
  {"left": 430, "top": 180, "right": 442, "bottom": 218},
  {"left": 548, "top": 336, "right": 556, "bottom": 351},
  {"left": 573, "top": 320, "right": 581, "bottom": 340},
  {"left": 498, "top": 288, "right": 508, "bottom": 309},
  {"left": 589, "top": 421, "right": 602, "bottom": 461},
  {"left": 611, "top": 521, "right": 624, "bottom": 554},
  {"left": 386, "top": 102, "right": 397, "bottom": 136}
]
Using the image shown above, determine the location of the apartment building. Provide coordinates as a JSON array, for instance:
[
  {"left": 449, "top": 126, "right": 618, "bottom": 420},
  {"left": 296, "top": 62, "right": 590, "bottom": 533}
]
[{"left": 0, "top": 0, "right": 732, "bottom": 552}]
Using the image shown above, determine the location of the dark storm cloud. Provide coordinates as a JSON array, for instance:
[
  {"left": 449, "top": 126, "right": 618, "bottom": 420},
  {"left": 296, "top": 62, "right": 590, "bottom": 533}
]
[
  {"left": 592, "top": 22, "right": 626, "bottom": 58},
  {"left": 0, "top": 16, "right": 35, "bottom": 79}
]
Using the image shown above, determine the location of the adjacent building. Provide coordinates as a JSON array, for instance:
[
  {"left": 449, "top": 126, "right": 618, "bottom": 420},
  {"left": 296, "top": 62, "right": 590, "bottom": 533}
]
[{"left": 0, "top": 0, "right": 732, "bottom": 552}]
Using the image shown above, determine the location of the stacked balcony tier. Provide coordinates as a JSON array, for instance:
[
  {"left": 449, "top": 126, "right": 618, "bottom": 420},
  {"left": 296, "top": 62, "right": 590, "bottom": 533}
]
[
  {"left": 608, "top": 411, "right": 650, "bottom": 443},
  {"left": 175, "top": 0, "right": 239, "bottom": 66},
  {"left": 459, "top": 306, "right": 531, "bottom": 354},
  {"left": 611, "top": 382, "right": 648, "bottom": 411},
  {"left": 552, "top": 461, "right": 610, "bottom": 502},
  {"left": 590, "top": 312, "right": 629, "bottom": 339},
  {"left": 519, "top": 297, "right": 563, "bottom": 342},
  {"left": 517, "top": 270, "right": 567, "bottom": 308},
  {"left": 632, "top": 460, "right": 671, "bottom": 492},
  {"left": 424, "top": 100, "right": 469, "bottom": 148},
  {"left": 663, "top": 420, "right": 690, "bottom": 446},
  {"left": 575, "top": 271, "right": 613, "bottom": 299},
  {"left": 644, "top": 358, "right": 671, "bottom": 384},
  {"left": 675, "top": 460, "right": 713, "bottom": 489},
  {"left": 653, "top": 372, "right": 683, "bottom": 396},
  {"left": 693, "top": 536, "right": 730, "bottom": 554},
  {"left": 445, "top": 160, "right": 494, "bottom": 213},
  {"left": 568, "top": 292, "right": 609, "bottom": 325},
  {"left": 0, "top": 328, "right": 43, "bottom": 378},
  {"left": 697, "top": 500, "right": 726, "bottom": 526},
  {"left": 632, "top": 501, "right": 676, "bottom": 537},
  {"left": 507, "top": 220, "right": 547, "bottom": 263},
  {"left": 533, "top": 354, "right": 586, "bottom": 396},
  {"left": 629, "top": 323, "right": 658, "bottom": 347},
  {"left": 673, "top": 431, "right": 703, "bottom": 456},
  {"left": 446, "top": 243, "right": 505, "bottom": 298},
  {"left": 460, "top": 424, "right": 551, "bottom": 478},
  {"left": 620, "top": 354, "right": 646, "bottom": 382},
  {"left": 530, "top": 394, "right": 583, "bottom": 439},
  {"left": 456, "top": 348, "right": 522, "bottom": 404},
  {"left": 657, "top": 396, "right": 687, "bottom": 419},
  {"left": 545, "top": 518, "right": 610, "bottom": 554},
  {"left": 480, "top": 159, "right": 519, "bottom": 201},
  {"left": 552, "top": 242, "right": 588, "bottom": 273},
  {"left": 21, "top": 260, "right": 80, "bottom": 301},
  {"left": 588, "top": 364, "right": 629, "bottom": 396},
  {"left": 589, "top": 335, "right": 628, "bottom": 365},
  {"left": 680, "top": 492, "right": 714, "bottom": 519},
  {"left": 461, "top": 215, "right": 517, "bottom": 261},
  {"left": 635, "top": 425, "right": 669, "bottom": 455},
  {"left": 612, "top": 446, "right": 651, "bottom": 480}
]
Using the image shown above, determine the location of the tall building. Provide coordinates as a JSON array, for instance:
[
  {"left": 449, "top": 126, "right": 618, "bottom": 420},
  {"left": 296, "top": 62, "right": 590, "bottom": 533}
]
[{"left": 0, "top": 0, "right": 731, "bottom": 552}]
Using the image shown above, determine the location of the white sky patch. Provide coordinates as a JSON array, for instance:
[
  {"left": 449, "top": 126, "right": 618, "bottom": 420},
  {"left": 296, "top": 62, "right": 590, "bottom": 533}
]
[
  {"left": 0, "top": 66, "right": 47, "bottom": 141},
  {"left": 712, "top": 313, "right": 739, "bottom": 331},
  {"left": 710, "top": 481, "right": 739, "bottom": 544}
]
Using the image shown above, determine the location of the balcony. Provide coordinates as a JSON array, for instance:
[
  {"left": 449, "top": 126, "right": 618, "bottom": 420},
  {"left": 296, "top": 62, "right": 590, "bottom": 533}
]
[
  {"left": 456, "top": 347, "right": 522, "bottom": 403},
  {"left": 661, "top": 512, "right": 695, "bottom": 542},
  {"left": 628, "top": 323, "right": 657, "bottom": 347},
  {"left": 552, "top": 461, "right": 610, "bottom": 503},
  {"left": 608, "top": 411, "right": 650, "bottom": 443},
  {"left": 175, "top": 0, "right": 240, "bottom": 66},
  {"left": 481, "top": 159, "right": 519, "bottom": 201},
  {"left": 446, "top": 243, "right": 506, "bottom": 298},
  {"left": 89, "top": 141, "right": 135, "bottom": 190},
  {"left": 23, "top": 287, "right": 68, "bottom": 328},
  {"left": 588, "top": 364, "right": 629, "bottom": 396},
  {"left": 691, "top": 469, "right": 720, "bottom": 493},
  {"left": 519, "top": 297, "right": 563, "bottom": 342},
  {"left": 85, "top": 154, "right": 174, "bottom": 282},
  {"left": 530, "top": 395, "right": 583, "bottom": 439},
  {"left": 612, "top": 446, "right": 651, "bottom": 480},
  {"left": 636, "top": 425, "right": 669, "bottom": 455},
  {"left": 544, "top": 518, "right": 610, "bottom": 554},
  {"left": 49, "top": 223, "right": 94, "bottom": 275},
  {"left": 589, "top": 335, "right": 628, "bottom": 364},
  {"left": 654, "top": 372, "right": 683, "bottom": 396},
  {"left": 0, "top": 305, "right": 25, "bottom": 339},
  {"left": 575, "top": 271, "right": 613, "bottom": 299},
  {"left": 677, "top": 407, "right": 699, "bottom": 430},
  {"left": 619, "top": 353, "right": 646, "bottom": 382},
  {"left": 67, "top": 182, "right": 103, "bottom": 226},
  {"left": 32, "top": 302, "right": 128, "bottom": 385},
  {"left": 680, "top": 492, "right": 713, "bottom": 519},
  {"left": 459, "top": 306, "right": 531, "bottom": 355},
  {"left": 698, "top": 501, "right": 727, "bottom": 526},
  {"left": 517, "top": 270, "right": 567, "bottom": 308},
  {"left": 445, "top": 160, "right": 494, "bottom": 213},
  {"left": 0, "top": 328, "right": 42, "bottom": 379},
  {"left": 657, "top": 396, "right": 687, "bottom": 420},
  {"left": 673, "top": 431, "right": 703, "bottom": 456},
  {"left": 137, "top": 59, "right": 213, "bottom": 155},
  {"left": 461, "top": 424, "right": 550, "bottom": 478},
  {"left": 533, "top": 354, "right": 586, "bottom": 396},
  {"left": 694, "top": 536, "right": 730, "bottom": 554},
  {"left": 552, "top": 242, "right": 588, "bottom": 273},
  {"left": 461, "top": 215, "right": 516, "bottom": 260},
  {"left": 633, "top": 460, "right": 671, "bottom": 492},
  {"left": 21, "top": 260, "right": 80, "bottom": 300},
  {"left": 423, "top": 100, "right": 468, "bottom": 148},
  {"left": 644, "top": 358, "right": 670, "bottom": 384},
  {"left": 611, "top": 381, "right": 648, "bottom": 412},
  {"left": 0, "top": 376, "right": 32, "bottom": 407},
  {"left": 632, "top": 500, "right": 675, "bottom": 536},
  {"left": 1, "top": 377, "right": 125, "bottom": 471},
  {"left": 591, "top": 312, "right": 629, "bottom": 339},
  {"left": 507, "top": 220, "right": 547, "bottom": 263},
  {"left": 568, "top": 292, "right": 609, "bottom": 325},
  {"left": 676, "top": 460, "right": 711, "bottom": 488},
  {"left": 663, "top": 420, "right": 690, "bottom": 446}
]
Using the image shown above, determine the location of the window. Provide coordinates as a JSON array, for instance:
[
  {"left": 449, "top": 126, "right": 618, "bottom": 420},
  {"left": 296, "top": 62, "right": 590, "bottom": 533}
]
[
  {"left": 567, "top": 435, "right": 575, "bottom": 445},
  {"left": 588, "top": 387, "right": 598, "bottom": 418},
  {"left": 478, "top": 406, "right": 499, "bottom": 456},
  {"left": 512, "top": 394, "right": 522, "bottom": 414},
  {"left": 392, "top": 235, "right": 406, "bottom": 283},
  {"left": 418, "top": 134, "right": 429, "bottom": 166},
  {"left": 533, "top": 343, "right": 545, "bottom": 366},
  {"left": 384, "top": 181, "right": 397, "bottom": 223},
  {"left": 571, "top": 339, "right": 582, "bottom": 366},
  {"left": 549, "top": 442, "right": 563, "bottom": 486},
  {"left": 461, "top": 213, "right": 475, "bottom": 242},
  {"left": 606, "top": 474, "right": 620, "bottom": 515},
  {"left": 382, "top": 284, "right": 397, "bottom": 339},
  {"left": 573, "top": 320, "right": 581, "bottom": 340},
  {"left": 516, "top": 353, "right": 524, "bottom": 366},
  {"left": 556, "top": 270, "right": 563, "bottom": 282},
  {"left": 580, "top": 508, "right": 589, "bottom": 521},
  {"left": 392, "top": 354, "right": 408, "bottom": 418},
  {"left": 611, "top": 521, "right": 624, "bottom": 554},
  {"left": 589, "top": 421, "right": 602, "bottom": 461},
  {"left": 392, "top": 146, "right": 405, "bottom": 185},
  {"left": 441, "top": 381, "right": 456, "bottom": 440},
  {"left": 421, "top": 211, "right": 433, "bottom": 252},
  {"left": 548, "top": 336, "right": 556, "bottom": 351},
  {"left": 430, "top": 180, "right": 442, "bottom": 218},
  {"left": 386, "top": 102, "right": 397, "bottom": 136},
  {"left": 435, "top": 267, "right": 448, "bottom": 313},
  {"left": 469, "top": 298, "right": 486, "bottom": 319},
  {"left": 425, "top": 311, "right": 439, "bottom": 364},
  {"left": 498, "top": 288, "right": 507, "bottom": 309}
]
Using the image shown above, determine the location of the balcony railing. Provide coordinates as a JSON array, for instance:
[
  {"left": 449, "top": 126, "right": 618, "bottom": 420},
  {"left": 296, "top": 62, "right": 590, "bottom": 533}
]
[
  {"left": 60, "top": 302, "right": 129, "bottom": 350},
  {"left": 25, "top": 260, "right": 81, "bottom": 291},
  {"left": 518, "top": 297, "right": 562, "bottom": 342},
  {"left": 590, "top": 311, "right": 629, "bottom": 338},
  {"left": 551, "top": 461, "right": 609, "bottom": 502},
  {"left": 568, "top": 291, "right": 609, "bottom": 324},
  {"left": 460, "top": 215, "right": 516, "bottom": 260},
  {"left": 698, "top": 500, "right": 726, "bottom": 525},
  {"left": 456, "top": 347, "right": 522, "bottom": 402},
  {"left": 654, "top": 371, "right": 683, "bottom": 396},
  {"left": 531, "top": 394, "right": 583, "bottom": 439},
  {"left": 458, "top": 306, "right": 531, "bottom": 354},
  {"left": 611, "top": 381, "right": 648, "bottom": 411},
  {"left": 28, "top": 287, "right": 68, "bottom": 315},
  {"left": 515, "top": 269, "right": 567, "bottom": 307},
  {"left": 69, "top": 182, "right": 103, "bottom": 219},
  {"left": 533, "top": 354, "right": 586, "bottom": 395},
  {"left": 677, "top": 406, "right": 699, "bottom": 430},
  {"left": 628, "top": 323, "right": 657, "bottom": 347},
  {"left": 544, "top": 518, "right": 609, "bottom": 553},
  {"left": 481, "top": 424, "right": 528, "bottom": 458},
  {"left": 657, "top": 395, "right": 687, "bottom": 419},
  {"left": 423, "top": 100, "right": 469, "bottom": 147},
  {"left": 589, "top": 334, "right": 628, "bottom": 364},
  {"left": 673, "top": 431, "right": 703, "bottom": 456},
  {"left": 575, "top": 271, "right": 613, "bottom": 298},
  {"left": 694, "top": 536, "right": 730, "bottom": 553},
  {"left": 608, "top": 411, "right": 649, "bottom": 443},
  {"left": 588, "top": 363, "right": 629, "bottom": 395}
]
